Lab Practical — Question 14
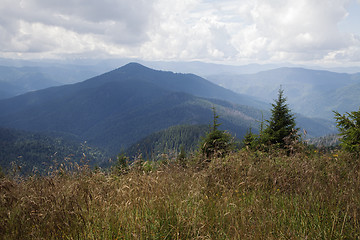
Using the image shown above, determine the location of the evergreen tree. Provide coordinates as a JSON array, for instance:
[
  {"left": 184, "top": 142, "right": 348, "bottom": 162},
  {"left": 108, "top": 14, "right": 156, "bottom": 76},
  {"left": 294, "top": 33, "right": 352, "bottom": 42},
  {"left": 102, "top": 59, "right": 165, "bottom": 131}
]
[
  {"left": 199, "top": 106, "right": 235, "bottom": 158},
  {"left": 242, "top": 126, "right": 257, "bottom": 150},
  {"left": 334, "top": 107, "right": 360, "bottom": 153},
  {"left": 263, "top": 87, "right": 297, "bottom": 148}
]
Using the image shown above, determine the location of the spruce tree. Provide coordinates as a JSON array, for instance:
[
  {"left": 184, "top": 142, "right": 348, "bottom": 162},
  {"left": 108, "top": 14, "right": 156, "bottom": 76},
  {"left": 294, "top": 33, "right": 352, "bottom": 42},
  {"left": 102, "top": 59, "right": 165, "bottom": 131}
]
[
  {"left": 334, "top": 108, "right": 360, "bottom": 153},
  {"left": 263, "top": 87, "right": 297, "bottom": 148},
  {"left": 199, "top": 106, "right": 234, "bottom": 158},
  {"left": 242, "top": 126, "right": 257, "bottom": 150}
]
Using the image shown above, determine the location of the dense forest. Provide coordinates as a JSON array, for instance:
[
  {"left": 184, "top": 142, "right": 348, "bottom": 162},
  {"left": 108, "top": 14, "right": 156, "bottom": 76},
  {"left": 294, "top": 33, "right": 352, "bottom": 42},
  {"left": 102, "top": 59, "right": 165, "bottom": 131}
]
[
  {"left": 0, "top": 128, "right": 109, "bottom": 174},
  {"left": 126, "top": 124, "right": 209, "bottom": 160},
  {"left": 0, "top": 63, "right": 336, "bottom": 158}
]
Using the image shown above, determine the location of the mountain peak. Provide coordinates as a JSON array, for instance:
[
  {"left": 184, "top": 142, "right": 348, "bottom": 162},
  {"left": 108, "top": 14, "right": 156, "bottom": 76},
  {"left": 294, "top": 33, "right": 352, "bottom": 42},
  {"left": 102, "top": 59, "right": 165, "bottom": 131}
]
[{"left": 119, "top": 62, "right": 153, "bottom": 72}]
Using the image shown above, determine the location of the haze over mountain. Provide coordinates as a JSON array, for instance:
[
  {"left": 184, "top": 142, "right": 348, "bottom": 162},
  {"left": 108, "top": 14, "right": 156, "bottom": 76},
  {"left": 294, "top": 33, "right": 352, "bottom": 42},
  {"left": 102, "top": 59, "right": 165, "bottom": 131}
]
[
  {"left": 0, "top": 66, "right": 62, "bottom": 99},
  {"left": 0, "top": 63, "right": 116, "bottom": 100},
  {"left": 1, "top": 57, "right": 359, "bottom": 108},
  {"left": 0, "top": 58, "right": 286, "bottom": 100},
  {"left": 207, "top": 68, "right": 360, "bottom": 120},
  {"left": 0, "top": 63, "right": 261, "bottom": 153},
  {"left": 139, "top": 60, "right": 360, "bottom": 76},
  {"left": 0, "top": 63, "right": 334, "bottom": 155}
]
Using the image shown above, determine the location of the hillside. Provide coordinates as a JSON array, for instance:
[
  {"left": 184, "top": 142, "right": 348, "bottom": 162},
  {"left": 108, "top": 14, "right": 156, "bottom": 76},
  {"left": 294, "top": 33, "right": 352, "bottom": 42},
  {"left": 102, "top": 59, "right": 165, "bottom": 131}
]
[
  {"left": 81, "top": 62, "right": 268, "bottom": 109},
  {"left": 126, "top": 124, "right": 209, "bottom": 159},
  {"left": 0, "top": 127, "right": 108, "bottom": 174},
  {"left": 207, "top": 68, "right": 360, "bottom": 119},
  {"left": 0, "top": 63, "right": 266, "bottom": 154},
  {"left": 0, "top": 63, "right": 337, "bottom": 155}
]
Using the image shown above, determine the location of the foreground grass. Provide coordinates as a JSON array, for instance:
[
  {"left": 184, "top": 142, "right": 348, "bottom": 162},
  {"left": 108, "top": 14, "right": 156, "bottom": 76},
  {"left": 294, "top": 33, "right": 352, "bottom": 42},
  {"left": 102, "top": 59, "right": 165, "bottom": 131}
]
[{"left": 1, "top": 150, "right": 360, "bottom": 239}]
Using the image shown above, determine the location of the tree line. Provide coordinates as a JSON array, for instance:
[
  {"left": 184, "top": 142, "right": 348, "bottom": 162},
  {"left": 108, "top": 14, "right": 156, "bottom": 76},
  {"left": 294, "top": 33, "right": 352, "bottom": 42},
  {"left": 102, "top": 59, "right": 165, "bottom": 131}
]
[{"left": 198, "top": 86, "right": 360, "bottom": 160}]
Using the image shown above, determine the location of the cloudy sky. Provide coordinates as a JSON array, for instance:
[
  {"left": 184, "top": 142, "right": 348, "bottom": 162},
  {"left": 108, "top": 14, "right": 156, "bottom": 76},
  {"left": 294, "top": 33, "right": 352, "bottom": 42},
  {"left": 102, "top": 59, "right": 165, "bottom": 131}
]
[{"left": 1, "top": 0, "right": 360, "bottom": 66}]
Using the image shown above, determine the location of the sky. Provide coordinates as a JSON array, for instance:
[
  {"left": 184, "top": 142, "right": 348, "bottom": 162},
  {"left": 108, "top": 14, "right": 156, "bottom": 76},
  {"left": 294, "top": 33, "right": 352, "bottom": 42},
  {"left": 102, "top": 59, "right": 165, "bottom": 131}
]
[{"left": 1, "top": 0, "right": 360, "bottom": 67}]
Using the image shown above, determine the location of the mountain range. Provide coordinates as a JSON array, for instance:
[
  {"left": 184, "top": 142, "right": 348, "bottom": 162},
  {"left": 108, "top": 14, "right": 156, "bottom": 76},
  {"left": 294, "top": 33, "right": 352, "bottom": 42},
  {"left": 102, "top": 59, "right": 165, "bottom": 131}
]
[
  {"left": 0, "top": 63, "right": 262, "bottom": 154},
  {"left": 1, "top": 60, "right": 359, "bottom": 122},
  {"left": 0, "top": 64, "right": 112, "bottom": 99},
  {"left": 0, "top": 66, "right": 61, "bottom": 99},
  {"left": 207, "top": 67, "right": 360, "bottom": 119},
  {"left": 0, "top": 63, "right": 334, "bottom": 155}
]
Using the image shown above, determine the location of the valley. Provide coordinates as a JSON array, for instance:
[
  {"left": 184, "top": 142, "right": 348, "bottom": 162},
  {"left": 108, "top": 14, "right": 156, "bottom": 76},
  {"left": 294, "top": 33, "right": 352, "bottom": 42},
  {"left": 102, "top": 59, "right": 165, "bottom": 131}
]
[
  {"left": 0, "top": 62, "right": 359, "bottom": 240},
  {"left": 206, "top": 67, "right": 360, "bottom": 119},
  {"left": 0, "top": 61, "right": 357, "bottom": 171}
]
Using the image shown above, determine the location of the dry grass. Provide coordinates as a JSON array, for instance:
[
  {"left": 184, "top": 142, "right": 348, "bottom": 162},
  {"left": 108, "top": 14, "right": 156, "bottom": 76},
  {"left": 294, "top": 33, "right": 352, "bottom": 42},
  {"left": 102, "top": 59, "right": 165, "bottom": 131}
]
[{"left": 1, "top": 150, "right": 360, "bottom": 239}]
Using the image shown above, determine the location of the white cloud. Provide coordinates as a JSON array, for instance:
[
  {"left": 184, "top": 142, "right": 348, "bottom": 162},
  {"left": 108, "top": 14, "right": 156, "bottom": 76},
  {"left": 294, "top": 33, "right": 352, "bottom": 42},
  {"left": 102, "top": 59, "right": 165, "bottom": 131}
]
[
  {"left": 141, "top": 0, "right": 360, "bottom": 64},
  {"left": 228, "top": 0, "right": 352, "bottom": 61},
  {"left": 0, "top": 0, "right": 156, "bottom": 58},
  {"left": 0, "top": 0, "right": 359, "bottom": 66}
]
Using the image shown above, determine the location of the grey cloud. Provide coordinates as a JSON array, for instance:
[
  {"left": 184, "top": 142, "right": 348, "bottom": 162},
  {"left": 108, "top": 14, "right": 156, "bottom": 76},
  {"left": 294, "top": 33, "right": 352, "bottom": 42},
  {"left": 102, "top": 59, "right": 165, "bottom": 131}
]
[
  {"left": 0, "top": 0, "right": 359, "bottom": 65},
  {"left": 28, "top": 0, "right": 156, "bottom": 41},
  {"left": 0, "top": 0, "right": 156, "bottom": 54},
  {"left": 31, "top": 0, "right": 151, "bottom": 22}
]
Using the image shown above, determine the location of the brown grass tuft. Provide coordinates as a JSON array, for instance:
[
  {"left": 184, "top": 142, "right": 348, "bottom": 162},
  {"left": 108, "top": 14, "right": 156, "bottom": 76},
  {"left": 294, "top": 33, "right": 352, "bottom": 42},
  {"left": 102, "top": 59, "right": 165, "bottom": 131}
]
[{"left": 1, "top": 150, "right": 360, "bottom": 239}]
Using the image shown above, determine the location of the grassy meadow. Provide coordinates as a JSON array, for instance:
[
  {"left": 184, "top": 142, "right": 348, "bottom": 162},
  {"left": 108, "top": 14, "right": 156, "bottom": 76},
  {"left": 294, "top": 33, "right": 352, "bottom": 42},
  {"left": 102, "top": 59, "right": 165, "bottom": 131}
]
[{"left": 1, "top": 149, "right": 360, "bottom": 239}]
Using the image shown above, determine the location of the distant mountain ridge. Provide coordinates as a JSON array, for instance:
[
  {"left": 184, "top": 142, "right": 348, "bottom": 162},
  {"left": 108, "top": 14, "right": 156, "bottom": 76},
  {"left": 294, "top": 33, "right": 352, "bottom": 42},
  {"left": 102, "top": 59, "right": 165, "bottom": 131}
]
[
  {"left": 207, "top": 67, "right": 360, "bottom": 119},
  {"left": 0, "top": 63, "right": 265, "bottom": 153},
  {"left": 81, "top": 62, "right": 268, "bottom": 109},
  {"left": 0, "top": 64, "right": 109, "bottom": 100},
  {"left": 0, "top": 63, "right": 336, "bottom": 155},
  {"left": 0, "top": 66, "right": 62, "bottom": 99}
]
